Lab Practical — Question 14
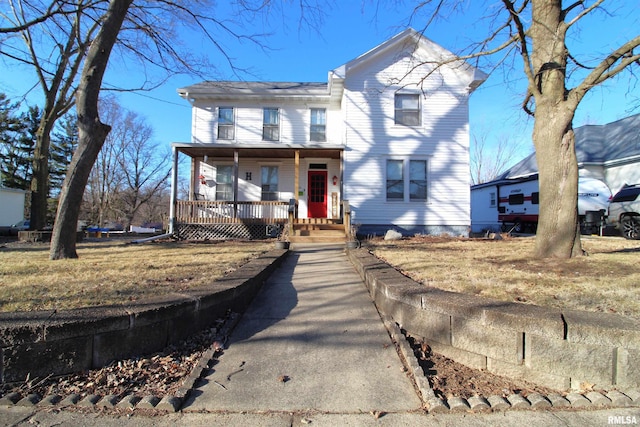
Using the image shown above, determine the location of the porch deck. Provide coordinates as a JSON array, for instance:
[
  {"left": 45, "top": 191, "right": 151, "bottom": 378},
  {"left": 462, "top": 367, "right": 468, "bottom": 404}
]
[{"left": 173, "top": 200, "right": 351, "bottom": 243}]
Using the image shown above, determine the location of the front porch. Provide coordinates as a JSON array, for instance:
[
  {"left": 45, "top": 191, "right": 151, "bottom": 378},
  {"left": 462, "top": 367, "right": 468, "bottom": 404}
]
[
  {"left": 173, "top": 199, "right": 352, "bottom": 242},
  {"left": 168, "top": 145, "right": 348, "bottom": 242}
]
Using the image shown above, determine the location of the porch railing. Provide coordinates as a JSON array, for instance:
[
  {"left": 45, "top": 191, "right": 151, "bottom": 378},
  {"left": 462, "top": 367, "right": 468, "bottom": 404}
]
[{"left": 175, "top": 200, "right": 289, "bottom": 224}]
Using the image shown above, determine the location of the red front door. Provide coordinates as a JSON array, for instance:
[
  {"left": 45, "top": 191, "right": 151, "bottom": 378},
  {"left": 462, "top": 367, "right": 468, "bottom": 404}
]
[{"left": 308, "top": 171, "right": 327, "bottom": 218}]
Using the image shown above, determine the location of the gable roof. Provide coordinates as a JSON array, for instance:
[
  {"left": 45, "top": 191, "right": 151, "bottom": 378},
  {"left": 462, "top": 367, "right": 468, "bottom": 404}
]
[
  {"left": 331, "top": 28, "right": 487, "bottom": 93},
  {"left": 497, "top": 113, "right": 640, "bottom": 180},
  {"left": 179, "top": 28, "right": 488, "bottom": 102},
  {"left": 177, "top": 81, "right": 330, "bottom": 102}
]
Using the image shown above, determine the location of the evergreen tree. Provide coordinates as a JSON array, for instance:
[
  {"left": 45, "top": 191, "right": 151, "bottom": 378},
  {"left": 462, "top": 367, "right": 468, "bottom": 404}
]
[
  {"left": 0, "top": 99, "right": 38, "bottom": 190},
  {"left": 0, "top": 93, "right": 24, "bottom": 188}
]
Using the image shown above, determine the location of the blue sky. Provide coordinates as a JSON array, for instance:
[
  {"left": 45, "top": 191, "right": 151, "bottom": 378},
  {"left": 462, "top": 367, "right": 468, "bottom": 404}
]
[{"left": 1, "top": 1, "right": 638, "bottom": 171}]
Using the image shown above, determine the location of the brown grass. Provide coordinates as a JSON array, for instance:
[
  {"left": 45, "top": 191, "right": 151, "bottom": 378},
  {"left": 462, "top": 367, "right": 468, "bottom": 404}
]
[
  {"left": 368, "top": 235, "right": 640, "bottom": 319},
  {"left": 0, "top": 239, "right": 271, "bottom": 312}
]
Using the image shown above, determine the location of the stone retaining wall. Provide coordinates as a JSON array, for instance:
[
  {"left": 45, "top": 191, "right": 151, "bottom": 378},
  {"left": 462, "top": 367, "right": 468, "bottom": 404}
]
[
  {"left": 0, "top": 249, "right": 288, "bottom": 384},
  {"left": 346, "top": 248, "right": 640, "bottom": 391}
]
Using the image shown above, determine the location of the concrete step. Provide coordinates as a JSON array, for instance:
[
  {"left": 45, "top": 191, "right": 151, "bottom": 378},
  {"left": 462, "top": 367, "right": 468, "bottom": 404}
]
[
  {"left": 289, "top": 235, "right": 346, "bottom": 243},
  {"left": 294, "top": 223, "right": 345, "bottom": 232}
]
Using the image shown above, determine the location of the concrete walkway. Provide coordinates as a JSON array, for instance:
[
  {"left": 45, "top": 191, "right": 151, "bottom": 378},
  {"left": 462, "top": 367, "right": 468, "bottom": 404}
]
[
  {"left": 2, "top": 244, "right": 638, "bottom": 426},
  {"left": 181, "top": 243, "right": 422, "bottom": 413}
]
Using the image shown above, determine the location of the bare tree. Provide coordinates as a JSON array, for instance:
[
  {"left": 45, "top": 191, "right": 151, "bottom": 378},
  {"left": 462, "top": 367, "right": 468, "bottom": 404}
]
[
  {"left": 470, "top": 130, "right": 530, "bottom": 185},
  {"left": 50, "top": 0, "right": 132, "bottom": 259},
  {"left": 115, "top": 116, "right": 171, "bottom": 230},
  {"left": 1, "top": 0, "right": 324, "bottom": 259},
  {"left": 407, "top": 1, "right": 640, "bottom": 258},
  {"left": 1, "top": 0, "right": 101, "bottom": 230},
  {"left": 82, "top": 97, "right": 170, "bottom": 229},
  {"left": 83, "top": 97, "right": 125, "bottom": 228}
]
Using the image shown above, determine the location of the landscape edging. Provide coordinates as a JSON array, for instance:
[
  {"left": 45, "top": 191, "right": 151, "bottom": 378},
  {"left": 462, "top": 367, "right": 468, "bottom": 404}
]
[
  {"left": 346, "top": 248, "right": 640, "bottom": 392},
  {"left": 0, "top": 249, "right": 288, "bottom": 384}
]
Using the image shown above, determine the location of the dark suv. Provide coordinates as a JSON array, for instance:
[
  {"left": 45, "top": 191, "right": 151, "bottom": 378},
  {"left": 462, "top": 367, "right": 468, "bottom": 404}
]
[{"left": 608, "top": 184, "right": 640, "bottom": 239}]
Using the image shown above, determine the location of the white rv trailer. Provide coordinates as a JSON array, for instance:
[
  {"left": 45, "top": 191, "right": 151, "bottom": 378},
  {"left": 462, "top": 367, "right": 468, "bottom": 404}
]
[{"left": 470, "top": 175, "right": 611, "bottom": 233}]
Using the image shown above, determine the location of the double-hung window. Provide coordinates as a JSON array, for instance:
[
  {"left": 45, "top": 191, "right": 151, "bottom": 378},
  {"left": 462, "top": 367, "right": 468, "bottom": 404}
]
[
  {"left": 386, "top": 159, "right": 428, "bottom": 201},
  {"left": 215, "top": 165, "right": 233, "bottom": 201},
  {"left": 261, "top": 166, "right": 279, "bottom": 201},
  {"left": 218, "top": 107, "right": 235, "bottom": 140},
  {"left": 394, "top": 93, "right": 420, "bottom": 126},
  {"left": 386, "top": 160, "right": 404, "bottom": 200},
  {"left": 310, "top": 108, "right": 326, "bottom": 141},
  {"left": 409, "top": 160, "right": 428, "bottom": 200},
  {"left": 263, "top": 108, "right": 279, "bottom": 141}
]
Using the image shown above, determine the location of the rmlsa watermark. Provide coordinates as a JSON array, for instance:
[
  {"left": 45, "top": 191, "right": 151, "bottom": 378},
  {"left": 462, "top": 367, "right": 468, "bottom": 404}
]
[{"left": 608, "top": 415, "right": 638, "bottom": 425}]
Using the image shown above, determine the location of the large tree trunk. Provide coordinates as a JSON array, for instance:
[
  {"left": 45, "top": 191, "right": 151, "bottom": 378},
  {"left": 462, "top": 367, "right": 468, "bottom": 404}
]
[
  {"left": 29, "top": 107, "right": 56, "bottom": 230},
  {"left": 50, "top": 0, "right": 132, "bottom": 260},
  {"left": 532, "top": 106, "right": 582, "bottom": 258},
  {"left": 529, "top": 0, "right": 582, "bottom": 258},
  {"left": 30, "top": 126, "right": 52, "bottom": 231}
]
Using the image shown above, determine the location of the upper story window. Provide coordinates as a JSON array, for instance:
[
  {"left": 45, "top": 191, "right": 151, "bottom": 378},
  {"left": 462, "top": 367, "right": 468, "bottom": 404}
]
[
  {"left": 218, "top": 107, "right": 235, "bottom": 140},
  {"left": 394, "top": 93, "right": 420, "bottom": 126},
  {"left": 216, "top": 165, "right": 233, "bottom": 201},
  {"left": 263, "top": 108, "right": 280, "bottom": 141},
  {"left": 310, "top": 108, "right": 326, "bottom": 141}
]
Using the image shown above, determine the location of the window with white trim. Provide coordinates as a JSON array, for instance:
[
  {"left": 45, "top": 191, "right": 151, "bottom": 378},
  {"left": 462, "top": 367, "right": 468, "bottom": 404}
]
[
  {"left": 218, "top": 107, "right": 235, "bottom": 140},
  {"left": 394, "top": 93, "right": 420, "bottom": 126},
  {"left": 261, "top": 166, "right": 279, "bottom": 201},
  {"left": 409, "top": 160, "right": 427, "bottom": 200},
  {"left": 386, "top": 160, "right": 404, "bottom": 200},
  {"left": 215, "top": 165, "right": 233, "bottom": 201},
  {"left": 386, "top": 158, "right": 429, "bottom": 201},
  {"left": 263, "top": 108, "right": 279, "bottom": 141},
  {"left": 310, "top": 108, "right": 326, "bottom": 141}
]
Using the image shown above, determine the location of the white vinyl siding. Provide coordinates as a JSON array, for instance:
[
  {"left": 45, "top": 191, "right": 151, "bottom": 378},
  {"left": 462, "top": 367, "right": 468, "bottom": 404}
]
[
  {"left": 342, "top": 41, "right": 472, "bottom": 228},
  {"left": 191, "top": 102, "right": 340, "bottom": 145}
]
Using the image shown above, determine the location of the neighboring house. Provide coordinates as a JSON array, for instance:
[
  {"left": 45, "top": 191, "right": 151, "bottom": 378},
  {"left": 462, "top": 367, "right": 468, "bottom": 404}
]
[
  {"left": 0, "top": 187, "right": 27, "bottom": 227},
  {"left": 470, "top": 113, "right": 640, "bottom": 233},
  {"left": 169, "top": 28, "right": 487, "bottom": 241}
]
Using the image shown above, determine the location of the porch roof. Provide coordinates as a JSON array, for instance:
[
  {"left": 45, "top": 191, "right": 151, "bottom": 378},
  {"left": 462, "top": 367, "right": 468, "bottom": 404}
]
[{"left": 172, "top": 142, "right": 344, "bottom": 159}]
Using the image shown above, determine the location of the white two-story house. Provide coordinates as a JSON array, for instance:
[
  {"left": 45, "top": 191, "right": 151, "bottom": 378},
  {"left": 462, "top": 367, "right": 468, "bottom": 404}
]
[{"left": 168, "top": 28, "right": 487, "bottom": 241}]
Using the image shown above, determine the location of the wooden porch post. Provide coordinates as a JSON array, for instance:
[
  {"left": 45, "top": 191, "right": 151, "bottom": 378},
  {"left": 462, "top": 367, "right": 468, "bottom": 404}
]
[
  {"left": 340, "top": 150, "right": 344, "bottom": 220},
  {"left": 168, "top": 146, "right": 179, "bottom": 234},
  {"left": 294, "top": 149, "right": 300, "bottom": 206},
  {"left": 233, "top": 149, "right": 239, "bottom": 218}
]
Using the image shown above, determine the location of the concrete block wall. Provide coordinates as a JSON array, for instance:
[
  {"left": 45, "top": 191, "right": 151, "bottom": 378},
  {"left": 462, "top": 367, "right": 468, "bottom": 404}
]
[
  {"left": 0, "top": 249, "right": 288, "bottom": 384},
  {"left": 347, "top": 249, "right": 640, "bottom": 391}
]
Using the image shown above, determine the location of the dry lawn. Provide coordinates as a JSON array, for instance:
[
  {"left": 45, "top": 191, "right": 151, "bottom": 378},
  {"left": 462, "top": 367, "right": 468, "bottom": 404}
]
[
  {"left": 0, "top": 239, "right": 271, "bottom": 312},
  {"left": 368, "top": 235, "right": 640, "bottom": 319}
]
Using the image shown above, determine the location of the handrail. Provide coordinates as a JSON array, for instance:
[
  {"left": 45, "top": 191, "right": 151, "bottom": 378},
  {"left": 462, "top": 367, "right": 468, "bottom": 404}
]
[
  {"left": 343, "top": 200, "right": 351, "bottom": 238},
  {"left": 175, "top": 200, "right": 289, "bottom": 224}
]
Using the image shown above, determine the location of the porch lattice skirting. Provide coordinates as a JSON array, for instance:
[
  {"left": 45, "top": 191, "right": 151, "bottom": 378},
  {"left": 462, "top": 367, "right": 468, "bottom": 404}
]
[{"left": 175, "top": 223, "right": 274, "bottom": 240}]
